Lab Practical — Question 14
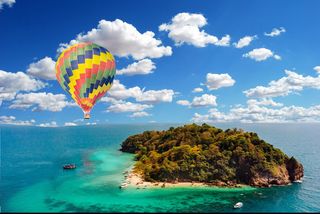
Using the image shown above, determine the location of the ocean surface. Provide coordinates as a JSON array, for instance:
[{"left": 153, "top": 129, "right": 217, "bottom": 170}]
[{"left": 1, "top": 123, "right": 319, "bottom": 212}]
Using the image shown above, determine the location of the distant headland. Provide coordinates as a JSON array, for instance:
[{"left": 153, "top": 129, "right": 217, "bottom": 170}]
[{"left": 120, "top": 123, "right": 303, "bottom": 188}]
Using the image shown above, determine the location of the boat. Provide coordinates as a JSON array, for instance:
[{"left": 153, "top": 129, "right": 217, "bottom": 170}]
[
  {"left": 293, "top": 180, "right": 303, "bottom": 183},
  {"left": 233, "top": 202, "right": 243, "bottom": 209},
  {"left": 63, "top": 164, "right": 76, "bottom": 170},
  {"left": 119, "top": 183, "right": 128, "bottom": 189}
]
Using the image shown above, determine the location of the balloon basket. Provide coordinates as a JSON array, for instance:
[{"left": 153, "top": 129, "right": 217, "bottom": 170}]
[{"left": 84, "top": 113, "right": 90, "bottom": 119}]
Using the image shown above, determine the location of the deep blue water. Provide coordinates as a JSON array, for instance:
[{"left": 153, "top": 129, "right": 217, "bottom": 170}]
[{"left": 0, "top": 123, "right": 319, "bottom": 212}]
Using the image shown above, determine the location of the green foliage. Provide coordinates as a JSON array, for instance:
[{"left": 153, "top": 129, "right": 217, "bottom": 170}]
[{"left": 120, "top": 123, "right": 290, "bottom": 184}]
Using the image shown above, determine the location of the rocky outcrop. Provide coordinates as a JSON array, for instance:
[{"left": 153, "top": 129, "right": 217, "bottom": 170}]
[
  {"left": 248, "top": 158, "right": 303, "bottom": 187},
  {"left": 248, "top": 165, "right": 290, "bottom": 187},
  {"left": 286, "top": 157, "right": 304, "bottom": 181}
]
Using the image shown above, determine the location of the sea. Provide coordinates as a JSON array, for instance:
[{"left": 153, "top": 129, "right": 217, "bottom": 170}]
[{"left": 1, "top": 123, "right": 319, "bottom": 212}]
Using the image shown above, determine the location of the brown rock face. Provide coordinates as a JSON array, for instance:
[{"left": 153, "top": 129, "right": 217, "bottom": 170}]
[
  {"left": 249, "top": 165, "right": 291, "bottom": 187},
  {"left": 286, "top": 157, "right": 304, "bottom": 181},
  {"left": 248, "top": 157, "right": 304, "bottom": 187}
]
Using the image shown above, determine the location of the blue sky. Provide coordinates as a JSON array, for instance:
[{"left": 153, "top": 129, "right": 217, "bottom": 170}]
[{"left": 1, "top": 0, "right": 320, "bottom": 126}]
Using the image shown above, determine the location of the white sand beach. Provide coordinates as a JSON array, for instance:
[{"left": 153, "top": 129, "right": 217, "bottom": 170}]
[{"left": 122, "top": 170, "right": 245, "bottom": 188}]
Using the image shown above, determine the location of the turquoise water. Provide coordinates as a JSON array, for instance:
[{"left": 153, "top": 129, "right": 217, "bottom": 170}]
[{"left": 1, "top": 123, "right": 319, "bottom": 212}]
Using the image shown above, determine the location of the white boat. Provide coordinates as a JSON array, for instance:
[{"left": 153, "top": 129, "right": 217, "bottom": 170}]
[
  {"left": 119, "top": 183, "right": 128, "bottom": 189},
  {"left": 233, "top": 202, "right": 243, "bottom": 209},
  {"left": 293, "top": 180, "right": 303, "bottom": 183}
]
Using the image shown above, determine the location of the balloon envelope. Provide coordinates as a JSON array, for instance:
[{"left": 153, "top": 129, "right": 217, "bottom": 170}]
[{"left": 55, "top": 42, "right": 116, "bottom": 119}]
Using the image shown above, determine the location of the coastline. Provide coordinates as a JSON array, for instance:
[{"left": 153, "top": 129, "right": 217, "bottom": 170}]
[{"left": 122, "top": 169, "right": 248, "bottom": 189}]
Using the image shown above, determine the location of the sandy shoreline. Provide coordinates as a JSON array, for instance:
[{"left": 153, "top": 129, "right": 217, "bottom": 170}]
[{"left": 121, "top": 169, "right": 246, "bottom": 189}]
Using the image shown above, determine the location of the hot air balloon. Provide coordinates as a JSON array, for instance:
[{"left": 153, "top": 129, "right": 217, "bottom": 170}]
[{"left": 55, "top": 42, "right": 116, "bottom": 119}]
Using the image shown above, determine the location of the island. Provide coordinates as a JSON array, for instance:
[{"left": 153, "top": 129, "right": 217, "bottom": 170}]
[{"left": 120, "top": 123, "right": 303, "bottom": 188}]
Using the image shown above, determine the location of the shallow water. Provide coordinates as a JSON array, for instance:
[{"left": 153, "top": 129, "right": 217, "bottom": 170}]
[{"left": 1, "top": 123, "right": 319, "bottom": 212}]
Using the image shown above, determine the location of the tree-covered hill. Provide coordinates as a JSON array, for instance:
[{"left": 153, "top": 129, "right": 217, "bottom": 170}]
[{"left": 120, "top": 123, "right": 303, "bottom": 187}]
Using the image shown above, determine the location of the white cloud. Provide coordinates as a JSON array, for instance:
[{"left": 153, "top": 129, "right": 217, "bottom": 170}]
[
  {"left": 9, "top": 92, "right": 75, "bottom": 111},
  {"left": 0, "top": 0, "right": 15, "bottom": 9},
  {"left": 214, "top": 34, "right": 231, "bottom": 47},
  {"left": 247, "top": 98, "right": 283, "bottom": 107},
  {"left": 100, "top": 96, "right": 123, "bottom": 104},
  {"left": 264, "top": 27, "right": 286, "bottom": 37},
  {"left": 244, "top": 70, "right": 320, "bottom": 98},
  {"left": 27, "top": 57, "right": 56, "bottom": 80},
  {"left": 107, "top": 80, "right": 142, "bottom": 100},
  {"left": 0, "top": 70, "right": 46, "bottom": 92},
  {"left": 38, "top": 121, "right": 58, "bottom": 128},
  {"left": 192, "top": 87, "right": 203, "bottom": 93},
  {"left": 107, "top": 101, "right": 152, "bottom": 113},
  {"left": 191, "top": 94, "right": 217, "bottom": 107},
  {"left": 0, "top": 70, "right": 46, "bottom": 105},
  {"left": 177, "top": 94, "right": 217, "bottom": 108},
  {"left": 0, "top": 92, "right": 16, "bottom": 105},
  {"left": 192, "top": 113, "right": 212, "bottom": 123},
  {"left": 129, "top": 111, "right": 151, "bottom": 118},
  {"left": 106, "top": 80, "right": 175, "bottom": 103},
  {"left": 64, "top": 122, "right": 77, "bottom": 126},
  {"left": 159, "top": 12, "right": 230, "bottom": 47},
  {"left": 313, "top": 66, "right": 320, "bottom": 73},
  {"left": 205, "top": 73, "right": 235, "bottom": 90},
  {"left": 274, "top": 54, "right": 281, "bottom": 60},
  {"left": 117, "top": 59, "right": 156, "bottom": 76},
  {"left": 243, "top": 48, "right": 281, "bottom": 61},
  {"left": 192, "top": 101, "right": 320, "bottom": 123},
  {"left": 0, "top": 115, "right": 35, "bottom": 126},
  {"left": 136, "top": 89, "right": 175, "bottom": 103},
  {"left": 58, "top": 19, "right": 172, "bottom": 60},
  {"left": 86, "top": 122, "right": 97, "bottom": 126},
  {"left": 233, "top": 35, "right": 257, "bottom": 48},
  {"left": 176, "top": 100, "right": 191, "bottom": 106}
]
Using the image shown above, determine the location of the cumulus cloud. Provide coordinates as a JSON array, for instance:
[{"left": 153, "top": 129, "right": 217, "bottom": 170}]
[
  {"left": 313, "top": 66, "right": 320, "bottom": 73},
  {"left": 117, "top": 59, "right": 156, "bottom": 76},
  {"left": 100, "top": 96, "right": 123, "bottom": 104},
  {"left": 247, "top": 98, "right": 283, "bottom": 107},
  {"left": 9, "top": 92, "right": 75, "bottom": 111},
  {"left": 264, "top": 27, "right": 286, "bottom": 37},
  {"left": 192, "top": 87, "right": 203, "bottom": 93},
  {"left": 205, "top": 73, "right": 235, "bottom": 90},
  {"left": 0, "top": 92, "right": 16, "bottom": 105},
  {"left": 177, "top": 94, "right": 217, "bottom": 108},
  {"left": 244, "top": 70, "right": 320, "bottom": 98},
  {"left": 159, "top": 12, "right": 230, "bottom": 47},
  {"left": 106, "top": 80, "right": 141, "bottom": 100},
  {"left": 129, "top": 111, "right": 151, "bottom": 118},
  {"left": 233, "top": 35, "right": 257, "bottom": 48},
  {"left": 136, "top": 89, "right": 175, "bottom": 103},
  {"left": 38, "top": 121, "right": 58, "bottom": 128},
  {"left": 191, "top": 94, "right": 217, "bottom": 107},
  {"left": 243, "top": 48, "right": 281, "bottom": 61},
  {"left": 0, "top": 70, "right": 46, "bottom": 105},
  {"left": 106, "top": 80, "right": 175, "bottom": 103},
  {"left": 64, "top": 122, "right": 77, "bottom": 126},
  {"left": 0, "top": 115, "right": 35, "bottom": 126},
  {"left": 107, "top": 101, "right": 152, "bottom": 113},
  {"left": 176, "top": 100, "right": 191, "bottom": 106},
  {"left": 58, "top": 19, "right": 172, "bottom": 60},
  {"left": 192, "top": 99, "right": 320, "bottom": 123},
  {"left": 27, "top": 57, "right": 56, "bottom": 80},
  {"left": 0, "top": 0, "right": 15, "bottom": 9},
  {"left": 214, "top": 34, "right": 231, "bottom": 47}
]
